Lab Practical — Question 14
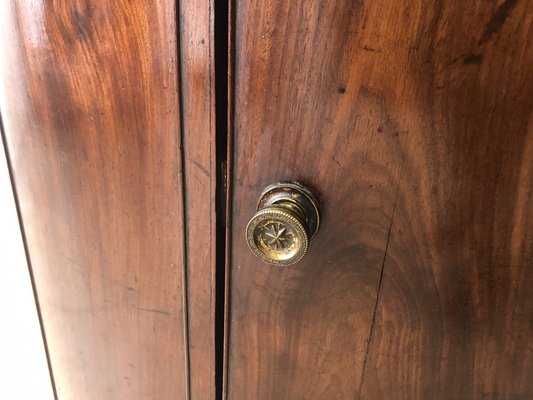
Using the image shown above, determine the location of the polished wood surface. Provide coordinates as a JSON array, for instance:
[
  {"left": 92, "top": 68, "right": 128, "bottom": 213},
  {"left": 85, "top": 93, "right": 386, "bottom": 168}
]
[
  {"left": 179, "top": 0, "right": 217, "bottom": 398},
  {"left": 0, "top": 1, "right": 196, "bottom": 398},
  {"left": 227, "top": 0, "right": 532, "bottom": 399},
  {"left": 359, "top": 1, "right": 533, "bottom": 398}
]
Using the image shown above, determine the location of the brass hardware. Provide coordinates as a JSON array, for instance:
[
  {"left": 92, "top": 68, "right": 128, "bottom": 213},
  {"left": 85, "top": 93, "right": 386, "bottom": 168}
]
[{"left": 246, "top": 181, "right": 320, "bottom": 266}]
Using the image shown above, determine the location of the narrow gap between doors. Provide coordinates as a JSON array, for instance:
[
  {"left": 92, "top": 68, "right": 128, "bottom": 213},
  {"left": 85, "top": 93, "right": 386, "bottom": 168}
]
[{"left": 214, "top": 0, "right": 229, "bottom": 399}]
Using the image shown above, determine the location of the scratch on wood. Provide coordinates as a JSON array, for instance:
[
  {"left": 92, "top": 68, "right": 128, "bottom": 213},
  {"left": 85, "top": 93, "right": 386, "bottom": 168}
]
[
  {"left": 189, "top": 158, "right": 210, "bottom": 177},
  {"left": 361, "top": 45, "right": 379, "bottom": 52},
  {"left": 357, "top": 167, "right": 403, "bottom": 399},
  {"left": 57, "top": 252, "right": 144, "bottom": 293},
  {"left": 318, "top": 148, "right": 348, "bottom": 173},
  {"left": 134, "top": 306, "right": 172, "bottom": 316}
]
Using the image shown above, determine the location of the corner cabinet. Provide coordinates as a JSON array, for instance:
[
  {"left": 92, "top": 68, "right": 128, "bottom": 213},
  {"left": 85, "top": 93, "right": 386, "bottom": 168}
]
[{"left": 1, "top": 1, "right": 531, "bottom": 399}]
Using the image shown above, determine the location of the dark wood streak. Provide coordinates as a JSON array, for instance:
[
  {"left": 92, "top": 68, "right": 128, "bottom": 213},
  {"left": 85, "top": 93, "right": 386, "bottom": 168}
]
[
  {"left": 479, "top": 0, "right": 519, "bottom": 45},
  {"left": 0, "top": 2, "right": 192, "bottom": 399},
  {"left": 227, "top": 0, "right": 533, "bottom": 399}
]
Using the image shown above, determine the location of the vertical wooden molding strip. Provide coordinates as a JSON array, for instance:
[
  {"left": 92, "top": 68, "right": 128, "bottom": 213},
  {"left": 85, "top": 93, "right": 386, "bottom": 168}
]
[{"left": 178, "top": 0, "right": 218, "bottom": 398}]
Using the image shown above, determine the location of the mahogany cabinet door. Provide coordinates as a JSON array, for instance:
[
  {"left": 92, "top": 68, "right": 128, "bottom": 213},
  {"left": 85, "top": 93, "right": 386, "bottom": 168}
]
[
  {"left": 225, "top": 1, "right": 532, "bottom": 399},
  {"left": 0, "top": 1, "right": 216, "bottom": 399}
]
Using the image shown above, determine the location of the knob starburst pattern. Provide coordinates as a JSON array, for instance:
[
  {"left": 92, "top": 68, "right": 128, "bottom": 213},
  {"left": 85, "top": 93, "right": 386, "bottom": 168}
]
[{"left": 260, "top": 222, "right": 294, "bottom": 250}]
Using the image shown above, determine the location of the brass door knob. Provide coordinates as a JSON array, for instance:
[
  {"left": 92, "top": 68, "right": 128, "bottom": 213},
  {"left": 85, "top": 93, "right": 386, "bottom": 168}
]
[{"left": 246, "top": 181, "right": 320, "bottom": 266}]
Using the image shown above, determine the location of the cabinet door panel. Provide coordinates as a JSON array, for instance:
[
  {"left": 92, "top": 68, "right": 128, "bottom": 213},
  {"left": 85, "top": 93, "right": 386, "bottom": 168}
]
[
  {"left": 0, "top": 1, "right": 208, "bottom": 398},
  {"left": 228, "top": 1, "right": 403, "bottom": 398},
  {"left": 227, "top": 1, "right": 532, "bottom": 399}
]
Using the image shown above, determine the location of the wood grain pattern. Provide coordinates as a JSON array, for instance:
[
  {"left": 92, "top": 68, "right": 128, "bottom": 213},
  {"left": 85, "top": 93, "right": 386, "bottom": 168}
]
[
  {"left": 227, "top": 0, "right": 533, "bottom": 399},
  {"left": 178, "top": 0, "right": 217, "bottom": 398},
  {"left": 0, "top": 1, "right": 191, "bottom": 399},
  {"left": 359, "top": 1, "right": 533, "bottom": 398}
]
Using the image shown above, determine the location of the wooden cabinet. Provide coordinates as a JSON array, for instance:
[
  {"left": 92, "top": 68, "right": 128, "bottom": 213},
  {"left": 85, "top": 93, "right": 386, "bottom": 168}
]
[{"left": 1, "top": 1, "right": 531, "bottom": 399}]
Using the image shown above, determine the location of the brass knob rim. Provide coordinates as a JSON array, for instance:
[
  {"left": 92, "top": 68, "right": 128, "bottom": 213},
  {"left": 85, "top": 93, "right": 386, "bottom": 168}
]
[{"left": 245, "top": 181, "right": 320, "bottom": 266}]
